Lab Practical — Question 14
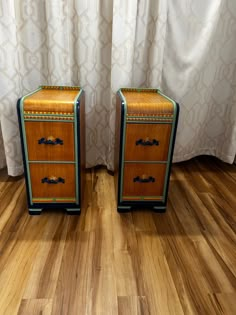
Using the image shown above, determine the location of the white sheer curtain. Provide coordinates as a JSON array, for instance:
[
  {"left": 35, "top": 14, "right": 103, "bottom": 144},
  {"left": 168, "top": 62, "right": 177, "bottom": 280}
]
[
  {"left": 163, "top": 0, "right": 236, "bottom": 163},
  {"left": 0, "top": 0, "right": 236, "bottom": 176}
]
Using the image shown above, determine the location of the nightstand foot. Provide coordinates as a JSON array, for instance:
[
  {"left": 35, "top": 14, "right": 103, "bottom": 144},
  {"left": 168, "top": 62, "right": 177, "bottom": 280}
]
[
  {"left": 153, "top": 206, "right": 166, "bottom": 213},
  {"left": 66, "top": 208, "right": 81, "bottom": 215},
  {"left": 29, "top": 209, "right": 42, "bottom": 215},
  {"left": 117, "top": 206, "right": 131, "bottom": 213}
]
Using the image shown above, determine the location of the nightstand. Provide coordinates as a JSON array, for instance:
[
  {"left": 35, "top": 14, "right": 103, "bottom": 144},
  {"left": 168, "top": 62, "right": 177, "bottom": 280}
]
[
  {"left": 114, "top": 88, "right": 179, "bottom": 212},
  {"left": 17, "top": 86, "right": 85, "bottom": 214}
]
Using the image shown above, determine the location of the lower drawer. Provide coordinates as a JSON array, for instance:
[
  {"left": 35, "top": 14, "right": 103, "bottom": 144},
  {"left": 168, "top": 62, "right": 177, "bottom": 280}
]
[
  {"left": 122, "top": 163, "right": 166, "bottom": 199},
  {"left": 29, "top": 163, "right": 76, "bottom": 201}
]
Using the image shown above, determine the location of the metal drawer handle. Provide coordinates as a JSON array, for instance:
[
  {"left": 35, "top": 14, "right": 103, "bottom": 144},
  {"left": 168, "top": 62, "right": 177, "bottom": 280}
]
[
  {"left": 41, "top": 176, "right": 65, "bottom": 184},
  {"left": 38, "top": 136, "right": 63, "bottom": 145},
  {"left": 133, "top": 176, "right": 155, "bottom": 183},
  {"left": 136, "top": 138, "right": 159, "bottom": 146}
]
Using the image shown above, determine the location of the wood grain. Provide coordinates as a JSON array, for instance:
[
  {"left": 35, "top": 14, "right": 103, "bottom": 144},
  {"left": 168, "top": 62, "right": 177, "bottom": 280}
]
[
  {"left": 23, "top": 88, "right": 79, "bottom": 113},
  {"left": 0, "top": 156, "right": 235, "bottom": 315},
  {"left": 25, "top": 121, "right": 75, "bottom": 161},
  {"left": 125, "top": 123, "right": 171, "bottom": 161},
  {"left": 29, "top": 163, "right": 75, "bottom": 199},
  {"left": 123, "top": 163, "right": 166, "bottom": 197}
]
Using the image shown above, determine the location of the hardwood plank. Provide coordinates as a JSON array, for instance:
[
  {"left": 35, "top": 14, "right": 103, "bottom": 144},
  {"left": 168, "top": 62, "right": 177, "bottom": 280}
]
[
  {"left": 17, "top": 299, "right": 52, "bottom": 315},
  {"left": 135, "top": 231, "right": 184, "bottom": 315},
  {"left": 208, "top": 293, "right": 236, "bottom": 315},
  {"left": 23, "top": 215, "right": 69, "bottom": 299},
  {"left": 51, "top": 231, "right": 96, "bottom": 315},
  {"left": 117, "top": 296, "right": 150, "bottom": 315},
  {"left": 0, "top": 157, "right": 235, "bottom": 314},
  {"left": 0, "top": 221, "right": 45, "bottom": 314}
]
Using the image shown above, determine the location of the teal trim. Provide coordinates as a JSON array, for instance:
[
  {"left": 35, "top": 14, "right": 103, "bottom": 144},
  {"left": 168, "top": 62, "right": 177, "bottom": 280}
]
[
  {"left": 127, "top": 121, "right": 172, "bottom": 124},
  {"left": 66, "top": 208, "right": 81, "bottom": 211},
  {"left": 24, "top": 113, "right": 74, "bottom": 117},
  {"left": 74, "top": 89, "right": 83, "bottom": 205},
  {"left": 153, "top": 206, "right": 166, "bottom": 210},
  {"left": 126, "top": 115, "right": 173, "bottom": 119},
  {"left": 120, "top": 87, "right": 158, "bottom": 93},
  {"left": 124, "top": 196, "right": 163, "bottom": 198},
  {"left": 20, "top": 87, "right": 42, "bottom": 205},
  {"left": 118, "top": 89, "right": 127, "bottom": 203},
  {"left": 40, "top": 85, "right": 80, "bottom": 90},
  {"left": 33, "top": 197, "right": 75, "bottom": 200},
  {"left": 24, "top": 119, "right": 74, "bottom": 122},
  {"left": 123, "top": 196, "right": 164, "bottom": 201},
  {"left": 29, "top": 161, "right": 76, "bottom": 164},
  {"left": 124, "top": 161, "right": 167, "bottom": 164},
  {"left": 158, "top": 90, "right": 177, "bottom": 201}
]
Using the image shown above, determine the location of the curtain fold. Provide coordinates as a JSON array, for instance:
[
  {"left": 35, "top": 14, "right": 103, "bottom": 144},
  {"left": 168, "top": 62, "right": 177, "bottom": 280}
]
[
  {"left": 0, "top": 0, "right": 236, "bottom": 176},
  {"left": 162, "top": 0, "right": 236, "bottom": 163}
]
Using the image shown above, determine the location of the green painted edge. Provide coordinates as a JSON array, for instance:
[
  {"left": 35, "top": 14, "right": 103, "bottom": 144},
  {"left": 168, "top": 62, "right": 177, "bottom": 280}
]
[
  {"left": 157, "top": 90, "right": 177, "bottom": 201},
  {"left": 39, "top": 85, "right": 80, "bottom": 90},
  {"left": 24, "top": 119, "right": 74, "bottom": 123},
  {"left": 123, "top": 196, "right": 163, "bottom": 198},
  {"left": 66, "top": 208, "right": 81, "bottom": 211},
  {"left": 153, "top": 206, "right": 166, "bottom": 210},
  {"left": 24, "top": 113, "right": 74, "bottom": 117},
  {"left": 33, "top": 197, "right": 75, "bottom": 201},
  {"left": 74, "top": 89, "right": 83, "bottom": 205},
  {"left": 124, "top": 161, "right": 167, "bottom": 164},
  {"left": 118, "top": 206, "right": 131, "bottom": 209},
  {"left": 120, "top": 87, "right": 158, "bottom": 93},
  {"left": 118, "top": 89, "right": 127, "bottom": 203},
  {"left": 126, "top": 121, "right": 172, "bottom": 124},
  {"left": 20, "top": 87, "right": 43, "bottom": 205},
  {"left": 126, "top": 116, "right": 173, "bottom": 119},
  {"left": 29, "top": 161, "right": 76, "bottom": 164}
]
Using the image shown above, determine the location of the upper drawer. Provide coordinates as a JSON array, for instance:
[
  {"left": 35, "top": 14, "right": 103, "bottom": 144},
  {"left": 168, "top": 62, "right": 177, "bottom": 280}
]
[
  {"left": 124, "top": 123, "right": 172, "bottom": 161},
  {"left": 25, "top": 121, "right": 74, "bottom": 161}
]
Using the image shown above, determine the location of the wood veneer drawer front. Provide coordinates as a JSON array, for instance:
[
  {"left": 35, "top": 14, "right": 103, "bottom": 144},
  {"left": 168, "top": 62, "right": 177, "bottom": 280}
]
[
  {"left": 30, "top": 163, "right": 75, "bottom": 199},
  {"left": 25, "top": 121, "right": 74, "bottom": 161},
  {"left": 125, "top": 123, "right": 172, "bottom": 161},
  {"left": 123, "top": 163, "right": 166, "bottom": 198}
]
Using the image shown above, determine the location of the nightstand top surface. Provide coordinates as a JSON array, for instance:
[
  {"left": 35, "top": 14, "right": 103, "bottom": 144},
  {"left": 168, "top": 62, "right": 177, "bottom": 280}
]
[
  {"left": 22, "top": 86, "right": 81, "bottom": 113},
  {"left": 120, "top": 88, "right": 174, "bottom": 116}
]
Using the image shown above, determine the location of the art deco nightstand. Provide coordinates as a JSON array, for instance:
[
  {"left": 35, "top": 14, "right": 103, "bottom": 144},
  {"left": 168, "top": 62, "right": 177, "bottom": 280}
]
[
  {"left": 17, "top": 86, "right": 85, "bottom": 215},
  {"left": 114, "top": 88, "right": 179, "bottom": 212}
]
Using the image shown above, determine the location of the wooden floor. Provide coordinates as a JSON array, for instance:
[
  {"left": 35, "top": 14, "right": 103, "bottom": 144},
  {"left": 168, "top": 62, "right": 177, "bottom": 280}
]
[{"left": 0, "top": 156, "right": 235, "bottom": 315}]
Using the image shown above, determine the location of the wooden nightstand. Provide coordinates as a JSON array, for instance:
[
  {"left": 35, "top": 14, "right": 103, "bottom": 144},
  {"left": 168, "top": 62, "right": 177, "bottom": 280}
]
[
  {"left": 17, "top": 86, "right": 85, "bottom": 215},
  {"left": 114, "top": 88, "right": 179, "bottom": 212}
]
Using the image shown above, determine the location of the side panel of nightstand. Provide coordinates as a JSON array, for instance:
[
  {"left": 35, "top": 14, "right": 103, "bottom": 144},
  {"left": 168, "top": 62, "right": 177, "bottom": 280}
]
[
  {"left": 115, "top": 90, "right": 179, "bottom": 212},
  {"left": 17, "top": 90, "right": 85, "bottom": 215},
  {"left": 78, "top": 91, "right": 86, "bottom": 210}
]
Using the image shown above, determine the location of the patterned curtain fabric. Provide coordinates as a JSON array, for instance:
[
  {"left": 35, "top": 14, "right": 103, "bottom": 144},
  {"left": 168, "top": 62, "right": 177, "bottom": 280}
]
[{"left": 0, "top": 0, "right": 236, "bottom": 176}]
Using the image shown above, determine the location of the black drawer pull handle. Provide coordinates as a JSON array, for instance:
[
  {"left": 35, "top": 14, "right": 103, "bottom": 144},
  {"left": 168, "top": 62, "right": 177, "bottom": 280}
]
[
  {"left": 41, "top": 176, "right": 65, "bottom": 184},
  {"left": 136, "top": 138, "right": 159, "bottom": 146},
  {"left": 133, "top": 176, "right": 155, "bottom": 183},
  {"left": 38, "top": 136, "right": 63, "bottom": 145}
]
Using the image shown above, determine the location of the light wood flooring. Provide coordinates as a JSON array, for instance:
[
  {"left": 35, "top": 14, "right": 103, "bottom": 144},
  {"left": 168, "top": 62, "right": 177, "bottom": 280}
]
[{"left": 0, "top": 156, "right": 235, "bottom": 315}]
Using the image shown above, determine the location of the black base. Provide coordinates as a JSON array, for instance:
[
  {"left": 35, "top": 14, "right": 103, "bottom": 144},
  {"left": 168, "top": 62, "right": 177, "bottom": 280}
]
[
  {"left": 117, "top": 206, "right": 131, "bottom": 213},
  {"left": 66, "top": 209, "right": 81, "bottom": 215},
  {"left": 117, "top": 205, "right": 167, "bottom": 213},
  {"left": 29, "top": 209, "right": 42, "bottom": 215},
  {"left": 28, "top": 207, "right": 81, "bottom": 215},
  {"left": 153, "top": 207, "right": 166, "bottom": 213}
]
